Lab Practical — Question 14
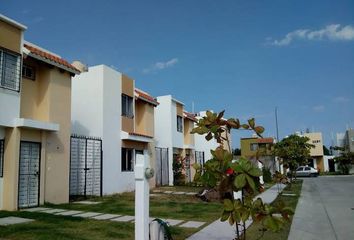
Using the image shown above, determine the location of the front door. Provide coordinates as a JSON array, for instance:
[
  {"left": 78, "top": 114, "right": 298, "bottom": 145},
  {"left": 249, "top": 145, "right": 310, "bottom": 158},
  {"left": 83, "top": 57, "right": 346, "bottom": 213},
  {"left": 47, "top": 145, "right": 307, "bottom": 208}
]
[{"left": 18, "top": 142, "right": 40, "bottom": 208}]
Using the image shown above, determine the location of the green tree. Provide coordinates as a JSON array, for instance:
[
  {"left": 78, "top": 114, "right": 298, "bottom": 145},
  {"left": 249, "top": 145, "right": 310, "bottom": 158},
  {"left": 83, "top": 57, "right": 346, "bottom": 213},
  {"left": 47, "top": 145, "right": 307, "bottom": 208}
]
[
  {"left": 323, "top": 145, "right": 330, "bottom": 155},
  {"left": 192, "top": 111, "right": 293, "bottom": 240},
  {"left": 333, "top": 146, "right": 354, "bottom": 174},
  {"left": 273, "top": 135, "right": 314, "bottom": 183}
]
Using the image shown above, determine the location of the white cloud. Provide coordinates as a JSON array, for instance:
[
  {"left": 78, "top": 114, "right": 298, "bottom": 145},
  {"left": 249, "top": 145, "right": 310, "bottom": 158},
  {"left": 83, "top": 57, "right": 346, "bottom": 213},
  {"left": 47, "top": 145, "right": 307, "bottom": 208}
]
[
  {"left": 143, "top": 58, "right": 178, "bottom": 73},
  {"left": 333, "top": 96, "right": 350, "bottom": 103},
  {"left": 268, "top": 24, "right": 354, "bottom": 46},
  {"left": 313, "top": 105, "right": 325, "bottom": 112}
]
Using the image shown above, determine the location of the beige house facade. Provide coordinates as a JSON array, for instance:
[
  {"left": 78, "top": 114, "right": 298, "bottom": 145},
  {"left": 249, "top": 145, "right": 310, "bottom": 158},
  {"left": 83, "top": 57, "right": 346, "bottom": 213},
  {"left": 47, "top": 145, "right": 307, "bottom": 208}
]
[{"left": 0, "top": 14, "right": 79, "bottom": 210}]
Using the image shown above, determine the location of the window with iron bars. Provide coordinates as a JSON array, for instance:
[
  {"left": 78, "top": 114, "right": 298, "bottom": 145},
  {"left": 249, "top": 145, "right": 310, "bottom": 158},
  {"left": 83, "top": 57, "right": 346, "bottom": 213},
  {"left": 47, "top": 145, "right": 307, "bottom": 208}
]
[
  {"left": 122, "top": 94, "right": 134, "bottom": 118},
  {"left": 0, "top": 49, "right": 21, "bottom": 92},
  {"left": 0, "top": 139, "right": 4, "bottom": 178}
]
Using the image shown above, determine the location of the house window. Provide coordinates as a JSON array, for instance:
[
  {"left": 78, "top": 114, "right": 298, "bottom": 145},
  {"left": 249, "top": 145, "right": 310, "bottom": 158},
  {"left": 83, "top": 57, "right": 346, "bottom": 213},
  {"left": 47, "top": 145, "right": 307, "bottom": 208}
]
[
  {"left": 122, "top": 148, "right": 134, "bottom": 172},
  {"left": 0, "top": 49, "right": 21, "bottom": 91},
  {"left": 122, "top": 94, "right": 133, "bottom": 118},
  {"left": 177, "top": 116, "right": 183, "bottom": 132},
  {"left": 0, "top": 139, "right": 4, "bottom": 177},
  {"left": 312, "top": 140, "right": 321, "bottom": 144},
  {"left": 250, "top": 143, "right": 258, "bottom": 151},
  {"left": 22, "top": 64, "right": 35, "bottom": 80}
]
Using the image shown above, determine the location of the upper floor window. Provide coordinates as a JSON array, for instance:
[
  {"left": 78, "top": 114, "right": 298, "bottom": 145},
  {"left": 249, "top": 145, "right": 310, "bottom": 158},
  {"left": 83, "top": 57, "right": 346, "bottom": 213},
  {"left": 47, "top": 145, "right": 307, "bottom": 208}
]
[
  {"left": 312, "top": 140, "right": 321, "bottom": 144},
  {"left": 0, "top": 139, "right": 4, "bottom": 178},
  {"left": 177, "top": 116, "right": 183, "bottom": 132},
  {"left": 250, "top": 143, "right": 258, "bottom": 151},
  {"left": 22, "top": 64, "right": 35, "bottom": 80},
  {"left": 122, "top": 94, "right": 133, "bottom": 118},
  {"left": 0, "top": 49, "right": 21, "bottom": 92}
]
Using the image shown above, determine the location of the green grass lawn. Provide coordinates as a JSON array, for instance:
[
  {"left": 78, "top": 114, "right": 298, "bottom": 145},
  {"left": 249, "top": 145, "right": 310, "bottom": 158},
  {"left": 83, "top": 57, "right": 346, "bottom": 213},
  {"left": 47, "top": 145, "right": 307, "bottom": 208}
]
[
  {"left": 245, "top": 180, "right": 303, "bottom": 240},
  {"left": 0, "top": 186, "right": 222, "bottom": 240}
]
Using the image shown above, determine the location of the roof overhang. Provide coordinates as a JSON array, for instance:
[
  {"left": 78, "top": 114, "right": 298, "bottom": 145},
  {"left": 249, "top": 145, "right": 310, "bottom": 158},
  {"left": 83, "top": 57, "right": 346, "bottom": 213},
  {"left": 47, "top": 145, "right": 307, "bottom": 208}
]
[
  {"left": 14, "top": 118, "right": 59, "bottom": 131},
  {"left": 0, "top": 14, "right": 27, "bottom": 30},
  {"left": 121, "top": 131, "right": 153, "bottom": 143}
]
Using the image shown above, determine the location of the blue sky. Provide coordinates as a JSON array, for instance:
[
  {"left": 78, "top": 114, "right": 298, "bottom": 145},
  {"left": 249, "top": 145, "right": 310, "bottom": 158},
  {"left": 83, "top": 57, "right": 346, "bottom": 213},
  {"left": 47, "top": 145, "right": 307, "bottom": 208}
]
[{"left": 1, "top": 0, "right": 353, "bottom": 148}]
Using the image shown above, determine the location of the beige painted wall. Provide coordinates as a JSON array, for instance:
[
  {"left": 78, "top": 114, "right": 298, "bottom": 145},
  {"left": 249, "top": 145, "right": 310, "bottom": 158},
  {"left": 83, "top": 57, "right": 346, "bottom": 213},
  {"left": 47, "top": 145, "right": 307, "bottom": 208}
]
[
  {"left": 183, "top": 119, "right": 195, "bottom": 146},
  {"left": 2, "top": 128, "right": 20, "bottom": 210},
  {"left": 122, "top": 140, "right": 147, "bottom": 150},
  {"left": 135, "top": 100, "right": 155, "bottom": 136},
  {"left": 121, "top": 74, "right": 134, "bottom": 133},
  {"left": 0, "top": 20, "right": 22, "bottom": 53},
  {"left": 304, "top": 133, "right": 324, "bottom": 157},
  {"left": 44, "top": 68, "right": 72, "bottom": 204},
  {"left": 176, "top": 103, "right": 183, "bottom": 116},
  {"left": 19, "top": 58, "right": 72, "bottom": 204}
]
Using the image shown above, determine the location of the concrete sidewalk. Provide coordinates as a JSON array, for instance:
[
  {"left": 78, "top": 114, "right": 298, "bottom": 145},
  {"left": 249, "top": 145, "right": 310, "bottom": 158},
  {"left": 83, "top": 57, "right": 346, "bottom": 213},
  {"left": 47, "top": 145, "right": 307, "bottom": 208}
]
[{"left": 187, "top": 183, "right": 286, "bottom": 240}]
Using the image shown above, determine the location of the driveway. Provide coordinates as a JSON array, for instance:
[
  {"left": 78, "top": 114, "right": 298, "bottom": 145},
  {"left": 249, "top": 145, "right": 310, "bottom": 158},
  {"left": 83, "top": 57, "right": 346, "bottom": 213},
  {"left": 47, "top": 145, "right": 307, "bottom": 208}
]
[{"left": 288, "top": 176, "right": 354, "bottom": 240}]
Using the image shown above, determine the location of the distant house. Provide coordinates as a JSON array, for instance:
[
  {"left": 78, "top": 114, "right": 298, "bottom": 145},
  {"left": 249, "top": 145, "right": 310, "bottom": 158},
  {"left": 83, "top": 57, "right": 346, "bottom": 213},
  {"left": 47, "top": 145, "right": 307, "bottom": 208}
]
[
  {"left": 0, "top": 14, "right": 79, "bottom": 210},
  {"left": 303, "top": 132, "right": 325, "bottom": 172},
  {"left": 240, "top": 137, "right": 276, "bottom": 172},
  {"left": 71, "top": 65, "right": 158, "bottom": 194}
]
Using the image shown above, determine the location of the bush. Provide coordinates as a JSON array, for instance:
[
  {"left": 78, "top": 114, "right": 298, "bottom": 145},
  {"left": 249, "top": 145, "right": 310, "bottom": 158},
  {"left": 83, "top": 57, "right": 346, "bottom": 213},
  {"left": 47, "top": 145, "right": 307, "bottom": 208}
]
[{"left": 262, "top": 167, "right": 272, "bottom": 183}]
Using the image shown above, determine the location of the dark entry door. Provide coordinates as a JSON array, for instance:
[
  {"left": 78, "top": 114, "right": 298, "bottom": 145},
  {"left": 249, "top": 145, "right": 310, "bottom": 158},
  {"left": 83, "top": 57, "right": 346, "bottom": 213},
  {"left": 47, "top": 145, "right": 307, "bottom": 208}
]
[
  {"left": 18, "top": 142, "right": 40, "bottom": 208},
  {"left": 328, "top": 159, "right": 335, "bottom": 172}
]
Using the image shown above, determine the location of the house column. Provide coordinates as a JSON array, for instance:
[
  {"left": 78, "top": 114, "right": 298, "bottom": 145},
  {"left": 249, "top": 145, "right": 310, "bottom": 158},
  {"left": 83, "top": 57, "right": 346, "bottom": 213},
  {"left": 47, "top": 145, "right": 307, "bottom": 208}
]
[{"left": 2, "top": 127, "right": 21, "bottom": 210}]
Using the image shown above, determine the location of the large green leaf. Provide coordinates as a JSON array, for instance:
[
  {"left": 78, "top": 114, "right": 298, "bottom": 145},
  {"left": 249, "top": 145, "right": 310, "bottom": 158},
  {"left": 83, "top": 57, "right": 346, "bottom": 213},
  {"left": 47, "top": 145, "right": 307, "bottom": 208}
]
[
  {"left": 245, "top": 174, "right": 256, "bottom": 191},
  {"left": 248, "top": 167, "right": 262, "bottom": 177},
  {"left": 234, "top": 174, "right": 246, "bottom": 188},
  {"left": 248, "top": 118, "right": 255, "bottom": 128},
  {"left": 223, "top": 199, "right": 234, "bottom": 211},
  {"left": 221, "top": 211, "right": 230, "bottom": 222}
]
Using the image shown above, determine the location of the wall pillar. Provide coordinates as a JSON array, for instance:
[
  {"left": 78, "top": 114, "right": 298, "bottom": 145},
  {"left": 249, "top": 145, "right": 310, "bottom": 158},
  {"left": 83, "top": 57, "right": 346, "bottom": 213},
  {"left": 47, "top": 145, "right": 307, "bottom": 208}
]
[{"left": 2, "top": 127, "right": 21, "bottom": 210}]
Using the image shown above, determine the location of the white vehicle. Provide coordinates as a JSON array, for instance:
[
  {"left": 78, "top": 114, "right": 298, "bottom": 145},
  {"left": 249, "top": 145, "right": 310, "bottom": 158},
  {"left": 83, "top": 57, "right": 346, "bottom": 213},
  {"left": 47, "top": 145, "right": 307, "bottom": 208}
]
[{"left": 295, "top": 166, "right": 319, "bottom": 177}]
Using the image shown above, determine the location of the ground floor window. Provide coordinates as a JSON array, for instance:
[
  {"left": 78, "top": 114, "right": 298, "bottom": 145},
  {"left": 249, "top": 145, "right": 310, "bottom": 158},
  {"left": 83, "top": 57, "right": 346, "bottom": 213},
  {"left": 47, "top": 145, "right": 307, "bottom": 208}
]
[
  {"left": 122, "top": 148, "right": 134, "bottom": 172},
  {"left": 0, "top": 139, "right": 4, "bottom": 177}
]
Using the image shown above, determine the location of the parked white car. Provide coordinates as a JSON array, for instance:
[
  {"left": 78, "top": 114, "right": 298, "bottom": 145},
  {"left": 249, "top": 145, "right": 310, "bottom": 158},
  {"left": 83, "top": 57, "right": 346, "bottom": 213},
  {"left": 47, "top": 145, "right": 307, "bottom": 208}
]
[{"left": 295, "top": 166, "right": 319, "bottom": 177}]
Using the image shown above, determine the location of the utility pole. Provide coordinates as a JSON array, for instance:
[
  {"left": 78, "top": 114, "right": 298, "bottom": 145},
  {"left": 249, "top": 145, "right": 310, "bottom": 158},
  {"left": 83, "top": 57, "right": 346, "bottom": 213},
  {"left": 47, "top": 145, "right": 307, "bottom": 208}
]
[{"left": 275, "top": 107, "right": 281, "bottom": 172}]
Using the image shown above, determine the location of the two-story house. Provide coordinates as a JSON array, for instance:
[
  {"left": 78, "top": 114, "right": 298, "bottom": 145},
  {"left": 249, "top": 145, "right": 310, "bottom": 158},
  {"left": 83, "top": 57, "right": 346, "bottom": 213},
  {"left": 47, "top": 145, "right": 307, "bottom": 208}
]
[
  {"left": 240, "top": 137, "right": 276, "bottom": 171},
  {"left": 303, "top": 132, "right": 324, "bottom": 172},
  {"left": 0, "top": 14, "right": 79, "bottom": 210},
  {"left": 71, "top": 65, "right": 158, "bottom": 194}
]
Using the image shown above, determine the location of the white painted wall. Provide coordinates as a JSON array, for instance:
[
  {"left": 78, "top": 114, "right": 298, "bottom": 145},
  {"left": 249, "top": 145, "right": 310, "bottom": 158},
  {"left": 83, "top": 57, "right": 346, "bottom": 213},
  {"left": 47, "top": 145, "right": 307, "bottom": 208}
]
[
  {"left": 72, "top": 65, "right": 123, "bottom": 194},
  {"left": 0, "top": 127, "right": 4, "bottom": 209},
  {"left": 0, "top": 88, "right": 20, "bottom": 127},
  {"left": 154, "top": 95, "right": 173, "bottom": 185},
  {"left": 194, "top": 111, "right": 219, "bottom": 162}
]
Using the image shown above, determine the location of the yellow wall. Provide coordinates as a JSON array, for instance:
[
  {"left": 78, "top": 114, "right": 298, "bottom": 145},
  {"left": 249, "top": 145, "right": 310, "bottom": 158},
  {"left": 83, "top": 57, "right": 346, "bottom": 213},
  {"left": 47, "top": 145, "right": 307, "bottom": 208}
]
[
  {"left": 183, "top": 119, "right": 195, "bottom": 146},
  {"left": 304, "top": 133, "right": 324, "bottom": 157},
  {"left": 135, "top": 100, "right": 155, "bottom": 136},
  {"left": 2, "top": 128, "right": 21, "bottom": 210},
  {"left": 176, "top": 103, "right": 183, "bottom": 116},
  {"left": 20, "top": 58, "right": 73, "bottom": 205},
  {"left": 0, "top": 20, "right": 22, "bottom": 53},
  {"left": 122, "top": 140, "right": 147, "bottom": 150},
  {"left": 121, "top": 74, "right": 134, "bottom": 133}
]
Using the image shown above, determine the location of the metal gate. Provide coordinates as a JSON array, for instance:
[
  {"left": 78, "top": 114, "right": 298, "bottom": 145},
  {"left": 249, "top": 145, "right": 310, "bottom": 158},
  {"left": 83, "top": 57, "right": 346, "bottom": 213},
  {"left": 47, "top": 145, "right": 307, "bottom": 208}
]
[
  {"left": 69, "top": 135, "right": 102, "bottom": 198},
  {"left": 18, "top": 141, "right": 40, "bottom": 208},
  {"left": 155, "top": 147, "right": 169, "bottom": 186},
  {"left": 195, "top": 151, "right": 205, "bottom": 172}
]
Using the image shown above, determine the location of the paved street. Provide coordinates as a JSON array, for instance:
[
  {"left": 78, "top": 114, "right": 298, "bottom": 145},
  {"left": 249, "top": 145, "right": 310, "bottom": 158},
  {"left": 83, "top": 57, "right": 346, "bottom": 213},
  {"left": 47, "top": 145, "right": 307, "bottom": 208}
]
[{"left": 288, "top": 176, "right": 354, "bottom": 240}]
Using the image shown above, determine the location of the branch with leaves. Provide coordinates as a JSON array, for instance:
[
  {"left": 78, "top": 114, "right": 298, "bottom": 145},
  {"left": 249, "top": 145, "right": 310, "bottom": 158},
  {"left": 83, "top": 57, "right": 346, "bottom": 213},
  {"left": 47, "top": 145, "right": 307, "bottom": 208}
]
[{"left": 191, "top": 111, "right": 293, "bottom": 240}]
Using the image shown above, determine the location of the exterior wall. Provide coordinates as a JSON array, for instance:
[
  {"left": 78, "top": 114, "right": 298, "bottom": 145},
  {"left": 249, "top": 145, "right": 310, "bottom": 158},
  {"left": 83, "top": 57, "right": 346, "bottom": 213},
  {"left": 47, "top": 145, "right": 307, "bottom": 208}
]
[
  {"left": 135, "top": 100, "right": 154, "bottom": 137},
  {"left": 121, "top": 74, "right": 134, "bottom": 133},
  {"left": 304, "top": 132, "right": 324, "bottom": 156},
  {"left": 43, "top": 68, "right": 72, "bottom": 204},
  {"left": 0, "top": 19, "right": 22, "bottom": 127},
  {"left": 154, "top": 96, "right": 173, "bottom": 185},
  {"left": 72, "top": 65, "right": 122, "bottom": 194},
  {"left": 0, "top": 20, "right": 22, "bottom": 53},
  {"left": 345, "top": 129, "right": 354, "bottom": 152},
  {"left": 2, "top": 128, "right": 20, "bottom": 210},
  {"left": 184, "top": 119, "right": 195, "bottom": 146},
  {"left": 176, "top": 103, "right": 183, "bottom": 117},
  {"left": 171, "top": 100, "right": 184, "bottom": 149}
]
